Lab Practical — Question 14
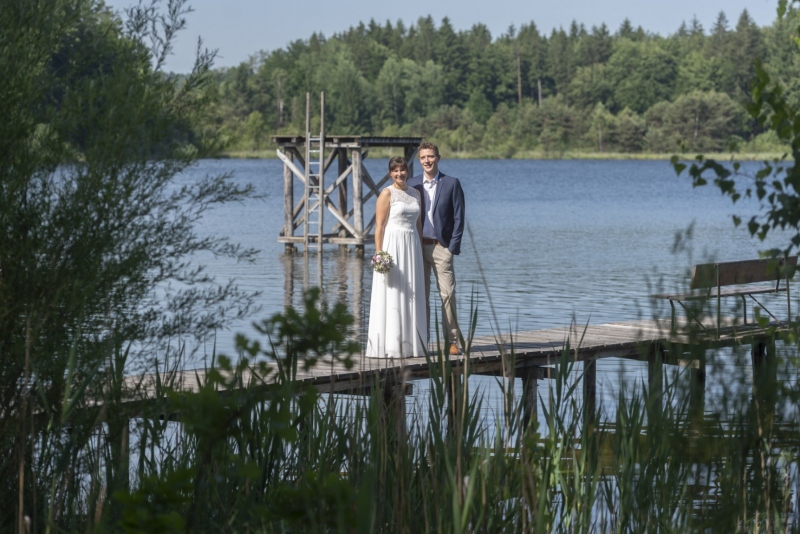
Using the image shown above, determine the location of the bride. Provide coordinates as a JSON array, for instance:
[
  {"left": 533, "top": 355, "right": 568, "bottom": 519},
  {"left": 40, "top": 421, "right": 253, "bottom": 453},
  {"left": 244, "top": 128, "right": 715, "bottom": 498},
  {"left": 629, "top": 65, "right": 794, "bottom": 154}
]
[{"left": 366, "top": 157, "right": 428, "bottom": 358}]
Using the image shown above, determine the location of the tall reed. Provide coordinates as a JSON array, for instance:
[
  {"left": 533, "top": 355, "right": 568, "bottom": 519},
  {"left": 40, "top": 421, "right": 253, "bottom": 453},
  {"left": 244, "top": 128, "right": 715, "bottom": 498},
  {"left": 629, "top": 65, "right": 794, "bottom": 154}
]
[{"left": 9, "top": 288, "right": 800, "bottom": 532}]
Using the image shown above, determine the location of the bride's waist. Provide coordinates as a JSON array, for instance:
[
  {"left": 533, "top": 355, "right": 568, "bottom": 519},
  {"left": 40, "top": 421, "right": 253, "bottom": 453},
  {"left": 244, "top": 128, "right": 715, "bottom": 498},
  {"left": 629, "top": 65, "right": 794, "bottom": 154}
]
[{"left": 386, "top": 223, "right": 417, "bottom": 231}]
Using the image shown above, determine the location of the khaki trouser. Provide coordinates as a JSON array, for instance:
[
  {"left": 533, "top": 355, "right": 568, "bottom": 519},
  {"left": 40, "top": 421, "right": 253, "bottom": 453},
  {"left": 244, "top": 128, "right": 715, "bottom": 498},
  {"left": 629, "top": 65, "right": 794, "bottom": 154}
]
[{"left": 422, "top": 243, "right": 459, "bottom": 344}]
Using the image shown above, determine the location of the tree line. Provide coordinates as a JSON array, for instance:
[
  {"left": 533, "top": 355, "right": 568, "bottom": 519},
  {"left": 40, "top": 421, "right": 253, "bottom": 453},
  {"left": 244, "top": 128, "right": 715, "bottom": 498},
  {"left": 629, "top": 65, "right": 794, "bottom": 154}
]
[{"left": 203, "top": 9, "right": 800, "bottom": 156}]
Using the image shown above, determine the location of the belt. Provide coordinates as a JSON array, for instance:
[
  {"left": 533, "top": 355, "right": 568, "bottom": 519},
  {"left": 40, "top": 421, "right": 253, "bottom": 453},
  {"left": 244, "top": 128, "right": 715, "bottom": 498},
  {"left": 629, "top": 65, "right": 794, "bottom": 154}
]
[{"left": 422, "top": 238, "right": 442, "bottom": 246}]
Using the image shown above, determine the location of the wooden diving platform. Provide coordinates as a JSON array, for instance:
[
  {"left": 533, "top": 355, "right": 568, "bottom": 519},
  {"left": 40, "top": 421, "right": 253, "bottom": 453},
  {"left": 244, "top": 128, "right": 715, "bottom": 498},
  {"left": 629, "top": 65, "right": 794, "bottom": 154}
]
[{"left": 273, "top": 130, "right": 423, "bottom": 256}]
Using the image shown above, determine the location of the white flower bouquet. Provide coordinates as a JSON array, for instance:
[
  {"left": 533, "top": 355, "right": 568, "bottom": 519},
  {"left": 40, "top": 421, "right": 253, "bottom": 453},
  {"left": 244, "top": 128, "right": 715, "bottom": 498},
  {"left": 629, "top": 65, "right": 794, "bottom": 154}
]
[{"left": 371, "top": 250, "right": 394, "bottom": 273}]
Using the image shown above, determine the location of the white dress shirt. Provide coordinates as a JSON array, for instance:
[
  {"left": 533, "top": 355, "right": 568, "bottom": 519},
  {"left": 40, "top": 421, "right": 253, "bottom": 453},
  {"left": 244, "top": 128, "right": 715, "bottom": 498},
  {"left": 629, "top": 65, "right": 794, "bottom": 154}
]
[{"left": 422, "top": 172, "right": 439, "bottom": 240}]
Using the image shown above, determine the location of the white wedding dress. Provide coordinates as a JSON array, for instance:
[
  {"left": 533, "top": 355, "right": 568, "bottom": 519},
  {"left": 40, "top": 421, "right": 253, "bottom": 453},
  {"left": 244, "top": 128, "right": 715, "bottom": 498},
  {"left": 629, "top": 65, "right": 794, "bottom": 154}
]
[{"left": 366, "top": 186, "right": 428, "bottom": 358}]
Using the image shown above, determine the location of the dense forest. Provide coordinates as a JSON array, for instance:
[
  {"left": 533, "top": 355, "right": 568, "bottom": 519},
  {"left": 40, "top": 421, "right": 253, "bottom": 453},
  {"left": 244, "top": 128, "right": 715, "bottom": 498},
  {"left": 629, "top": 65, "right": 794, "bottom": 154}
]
[{"left": 202, "top": 9, "right": 800, "bottom": 157}]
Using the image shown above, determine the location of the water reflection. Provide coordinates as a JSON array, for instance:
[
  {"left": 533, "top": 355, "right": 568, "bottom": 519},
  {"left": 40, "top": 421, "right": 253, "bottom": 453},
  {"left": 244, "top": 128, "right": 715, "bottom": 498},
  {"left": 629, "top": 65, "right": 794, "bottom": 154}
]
[{"left": 281, "top": 249, "right": 367, "bottom": 346}]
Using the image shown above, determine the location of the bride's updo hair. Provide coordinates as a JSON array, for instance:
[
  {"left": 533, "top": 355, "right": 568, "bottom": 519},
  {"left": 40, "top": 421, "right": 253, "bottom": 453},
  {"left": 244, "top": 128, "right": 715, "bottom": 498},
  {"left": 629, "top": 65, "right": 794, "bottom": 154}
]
[{"left": 388, "top": 156, "right": 408, "bottom": 172}]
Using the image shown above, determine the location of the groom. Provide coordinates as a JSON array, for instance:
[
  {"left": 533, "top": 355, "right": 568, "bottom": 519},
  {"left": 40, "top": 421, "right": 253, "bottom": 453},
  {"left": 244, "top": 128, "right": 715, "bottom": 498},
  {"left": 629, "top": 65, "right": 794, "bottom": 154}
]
[{"left": 409, "top": 142, "right": 465, "bottom": 356}]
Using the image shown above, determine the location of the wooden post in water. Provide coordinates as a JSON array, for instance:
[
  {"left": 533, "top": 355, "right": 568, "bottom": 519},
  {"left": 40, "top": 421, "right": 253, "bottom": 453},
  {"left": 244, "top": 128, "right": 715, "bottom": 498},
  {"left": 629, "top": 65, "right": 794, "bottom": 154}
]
[
  {"left": 351, "top": 254, "right": 364, "bottom": 346},
  {"left": 688, "top": 346, "right": 706, "bottom": 420},
  {"left": 751, "top": 336, "right": 775, "bottom": 375},
  {"left": 283, "top": 150, "right": 295, "bottom": 254},
  {"left": 583, "top": 357, "right": 597, "bottom": 428},
  {"left": 352, "top": 149, "right": 364, "bottom": 257},
  {"left": 521, "top": 368, "right": 538, "bottom": 430},
  {"left": 383, "top": 377, "right": 408, "bottom": 441},
  {"left": 647, "top": 343, "right": 664, "bottom": 396},
  {"left": 282, "top": 254, "right": 294, "bottom": 310},
  {"left": 337, "top": 148, "right": 348, "bottom": 254},
  {"left": 751, "top": 336, "right": 777, "bottom": 422}
]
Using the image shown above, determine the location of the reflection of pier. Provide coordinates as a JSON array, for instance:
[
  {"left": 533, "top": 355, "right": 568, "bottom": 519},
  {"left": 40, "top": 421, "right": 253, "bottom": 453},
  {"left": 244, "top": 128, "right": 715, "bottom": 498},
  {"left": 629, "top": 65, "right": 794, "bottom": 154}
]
[
  {"left": 282, "top": 251, "right": 366, "bottom": 342},
  {"left": 274, "top": 133, "right": 422, "bottom": 256}
]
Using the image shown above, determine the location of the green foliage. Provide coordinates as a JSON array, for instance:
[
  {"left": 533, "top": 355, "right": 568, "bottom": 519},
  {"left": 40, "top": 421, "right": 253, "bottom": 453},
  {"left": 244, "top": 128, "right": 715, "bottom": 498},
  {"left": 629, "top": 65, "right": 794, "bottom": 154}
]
[
  {"left": 115, "top": 470, "right": 193, "bottom": 533},
  {"left": 376, "top": 57, "right": 444, "bottom": 126},
  {"left": 0, "top": 0, "right": 256, "bottom": 530},
  {"left": 313, "top": 43, "right": 375, "bottom": 133},
  {"left": 199, "top": 9, "right": 791, "bottom": 156},
  {"left": 646, "top": 90, "right": 744, "bottom": 152},
  {"left": 674, "top": 50, "right": 720, "bottom": 94},
  {"left": 587, "top": 102, "right": 616, "bottom": 152},
  {"left": 466, "top": 88, "right": 493, "bottom": 124},
  {"left": 606, "top": 39, "right": 678, "bottom": 114},
  {"left": 673, "top": 3, "right": 800, "bottom": 255},
  {"left": 569, "top": 64, "right": 614, "bottom": 110}
]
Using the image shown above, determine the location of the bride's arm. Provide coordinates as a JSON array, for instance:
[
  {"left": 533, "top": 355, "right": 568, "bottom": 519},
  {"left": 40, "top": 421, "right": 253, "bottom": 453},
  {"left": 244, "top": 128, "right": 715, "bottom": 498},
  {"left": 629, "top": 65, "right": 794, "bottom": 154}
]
[
  {"left": 374, "top": 189, "right": 391, "bottom": 251},
  {"left": 414, "top": 188, "right": 423, "bottom": 236}
]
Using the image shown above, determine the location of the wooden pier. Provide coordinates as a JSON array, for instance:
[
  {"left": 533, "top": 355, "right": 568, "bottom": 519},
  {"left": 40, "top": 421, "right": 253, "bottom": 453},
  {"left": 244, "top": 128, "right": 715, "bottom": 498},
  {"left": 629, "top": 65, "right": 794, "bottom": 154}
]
[{"left": 126, "top": 316, "right": 790, "bottom": 427}]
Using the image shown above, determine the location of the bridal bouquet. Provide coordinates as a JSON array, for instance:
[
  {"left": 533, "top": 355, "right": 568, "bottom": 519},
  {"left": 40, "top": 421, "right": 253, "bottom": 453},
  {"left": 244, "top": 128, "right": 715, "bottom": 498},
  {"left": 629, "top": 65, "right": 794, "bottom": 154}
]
[{"left": 371, "top": 250, "right": 394, "bottom": 273}]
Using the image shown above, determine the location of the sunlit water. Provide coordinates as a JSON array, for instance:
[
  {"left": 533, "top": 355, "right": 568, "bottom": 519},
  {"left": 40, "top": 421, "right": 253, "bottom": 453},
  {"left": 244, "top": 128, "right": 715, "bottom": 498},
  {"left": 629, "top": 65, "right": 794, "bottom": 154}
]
[{"left": 180, "top": 158, "right": 798, "bottom": 425}]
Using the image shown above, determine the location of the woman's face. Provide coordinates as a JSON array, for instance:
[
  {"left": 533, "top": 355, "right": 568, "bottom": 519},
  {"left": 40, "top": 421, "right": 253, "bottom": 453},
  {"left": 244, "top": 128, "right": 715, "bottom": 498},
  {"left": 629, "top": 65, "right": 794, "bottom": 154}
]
[{"left": 390, "top": 165, "right": 408, "bottom": 187}]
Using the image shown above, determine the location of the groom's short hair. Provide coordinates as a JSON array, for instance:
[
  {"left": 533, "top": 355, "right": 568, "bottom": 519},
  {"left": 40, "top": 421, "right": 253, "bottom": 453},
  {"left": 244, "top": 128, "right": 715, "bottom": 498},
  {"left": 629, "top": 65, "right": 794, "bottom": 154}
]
[{"left": 418, "top": 141, "right": 440, "bottom": 159}]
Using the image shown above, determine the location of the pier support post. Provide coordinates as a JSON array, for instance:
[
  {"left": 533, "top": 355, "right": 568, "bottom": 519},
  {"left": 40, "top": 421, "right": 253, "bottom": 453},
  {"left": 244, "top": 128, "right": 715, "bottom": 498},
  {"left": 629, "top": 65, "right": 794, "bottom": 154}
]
[
  {"left": 647, "top": 343, "right": 664, "bottom": 396},
  {"left": 337, "top": 148, "right": 348, "bottom": 254},
  {"left": 282, "top": 255, "right": 294, "bottom": 310},
  {"left": 583, "top": 358, "right": 597, "bottom": 428},
  {"left": 383, "top": 378, "right": 408, "bottom": 441},
  {"left": 751, "top": 336, "right": 777, "bottom": 421},
  {"left": 106, "top": 416, "right": 130, "bottom": 496},
  {"left": 521, "top": 368, "right": 538, "bottom": 430},
  {"left": 283, "top": 150, "right": 295, "bottom": 255},
  {"left": 688, "top": 346, "right": 706, "bottom": 420},
  {"left": 351, "top": 252, "right": 364, "bottom": 342},
  {"left": 352, "top": 149, "right": 364, "bottom": 257}
]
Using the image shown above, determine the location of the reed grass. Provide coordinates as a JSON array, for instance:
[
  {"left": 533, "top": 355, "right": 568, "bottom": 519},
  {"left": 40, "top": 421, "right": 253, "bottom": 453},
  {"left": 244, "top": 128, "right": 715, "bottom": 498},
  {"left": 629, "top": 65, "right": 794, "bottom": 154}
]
[
  {"left": 8, "top": 286, "right": 800, "bottom": 533},
  {"left": 0, "top": 270, "right": 795, "bottom": 533}
]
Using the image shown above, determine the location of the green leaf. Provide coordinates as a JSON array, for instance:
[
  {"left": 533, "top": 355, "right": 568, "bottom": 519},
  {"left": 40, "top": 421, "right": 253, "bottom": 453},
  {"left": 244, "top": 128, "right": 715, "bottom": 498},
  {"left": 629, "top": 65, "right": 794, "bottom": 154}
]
[{"left": 778, "top": 0, "right": 789, "bottom": 18}]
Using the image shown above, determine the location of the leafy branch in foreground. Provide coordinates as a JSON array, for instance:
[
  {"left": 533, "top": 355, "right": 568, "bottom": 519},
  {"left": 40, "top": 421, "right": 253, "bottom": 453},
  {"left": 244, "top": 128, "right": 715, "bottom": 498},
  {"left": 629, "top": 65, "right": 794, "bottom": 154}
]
[
  {"left": 0, "top": 0, "right": 257, "bottom": 530},
  {"left": 672, "top": 3, "right": 800, "bottom": 256}
]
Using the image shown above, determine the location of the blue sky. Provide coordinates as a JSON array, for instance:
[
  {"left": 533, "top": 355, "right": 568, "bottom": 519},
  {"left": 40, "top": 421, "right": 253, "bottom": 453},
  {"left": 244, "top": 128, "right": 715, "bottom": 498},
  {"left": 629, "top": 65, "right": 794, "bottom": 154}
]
[{"left": 104, "top": 0, "right": 779, "bottom": 73}]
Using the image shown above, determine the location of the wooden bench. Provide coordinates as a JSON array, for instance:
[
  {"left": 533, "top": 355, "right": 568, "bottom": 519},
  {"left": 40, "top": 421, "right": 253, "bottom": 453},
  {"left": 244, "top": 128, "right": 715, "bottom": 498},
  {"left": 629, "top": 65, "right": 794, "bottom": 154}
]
[{"left": 652, "top": 257, "right": 797, "bottom": 337}]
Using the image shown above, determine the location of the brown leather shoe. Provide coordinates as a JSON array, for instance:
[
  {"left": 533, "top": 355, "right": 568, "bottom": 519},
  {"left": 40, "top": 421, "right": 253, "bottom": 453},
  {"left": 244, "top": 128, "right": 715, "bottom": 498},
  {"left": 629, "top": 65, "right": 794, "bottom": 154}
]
[{"left": 449, "top": 343, "right": 462, "bottom": 356}]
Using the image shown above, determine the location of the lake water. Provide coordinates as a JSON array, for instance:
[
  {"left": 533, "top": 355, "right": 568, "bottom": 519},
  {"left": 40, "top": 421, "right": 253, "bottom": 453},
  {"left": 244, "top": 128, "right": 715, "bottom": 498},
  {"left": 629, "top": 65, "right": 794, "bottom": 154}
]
[{"left": 182, "top": 157, "right": 794, "bottom": 423}]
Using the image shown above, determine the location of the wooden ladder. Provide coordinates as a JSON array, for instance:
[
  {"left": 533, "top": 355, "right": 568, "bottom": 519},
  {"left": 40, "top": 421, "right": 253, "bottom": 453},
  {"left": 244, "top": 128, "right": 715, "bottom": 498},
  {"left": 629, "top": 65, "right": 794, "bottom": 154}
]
[{"left": 303, "top": 92, "right": 325, "bottom": 254}]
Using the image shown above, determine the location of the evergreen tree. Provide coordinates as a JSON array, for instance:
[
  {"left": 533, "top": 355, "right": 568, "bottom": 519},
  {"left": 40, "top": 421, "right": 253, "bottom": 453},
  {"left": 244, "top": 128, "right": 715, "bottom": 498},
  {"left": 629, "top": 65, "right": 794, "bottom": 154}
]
[
  {"left": 607, "top": 40, "right": 677, "bottom": 113},
  {"left": 730, "top": 9, "right": 764, "bottom": 98},
  {"left": 570, "top": 64, "right": 613, "bottom": 109},
  {"left": 412, "top": 16, "right": 437, "bottom": 63},
  {"left": 518, "top": 22, "right": 548, "bottom": 104},
  {"left": 464, "top": 24, "right": 496, "bottom": 110},
  {"left": 548, "top": 28, "right": 574, "bottom": 100},
  {"left": 706, "top": 11, "right": 735, "bottom": 92},
  {"left": 617, "top": 18, "right": 635, "bottom": 39},
  {"left": 436, "top": 17, "right": 469, "bottom": 105}
]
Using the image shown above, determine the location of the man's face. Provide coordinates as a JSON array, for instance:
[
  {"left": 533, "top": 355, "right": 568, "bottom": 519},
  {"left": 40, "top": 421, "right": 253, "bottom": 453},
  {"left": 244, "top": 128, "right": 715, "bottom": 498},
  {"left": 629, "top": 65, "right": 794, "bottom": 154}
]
[{"left": 419, "top": 148, "right": 440, "bottom": 178}]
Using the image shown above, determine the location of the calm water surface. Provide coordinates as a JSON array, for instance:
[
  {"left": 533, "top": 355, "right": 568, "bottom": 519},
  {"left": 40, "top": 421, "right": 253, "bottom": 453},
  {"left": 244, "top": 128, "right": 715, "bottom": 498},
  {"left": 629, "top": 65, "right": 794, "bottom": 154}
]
[{"left": 183, "top": 158, "right": 795, "bottom": 422}]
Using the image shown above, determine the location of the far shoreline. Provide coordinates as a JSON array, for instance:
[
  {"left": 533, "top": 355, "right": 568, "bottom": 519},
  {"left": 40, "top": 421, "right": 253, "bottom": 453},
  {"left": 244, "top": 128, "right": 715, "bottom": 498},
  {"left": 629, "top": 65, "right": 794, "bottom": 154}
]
[{"left": 212, "top": 148, "right": 790, "bottom": 162}]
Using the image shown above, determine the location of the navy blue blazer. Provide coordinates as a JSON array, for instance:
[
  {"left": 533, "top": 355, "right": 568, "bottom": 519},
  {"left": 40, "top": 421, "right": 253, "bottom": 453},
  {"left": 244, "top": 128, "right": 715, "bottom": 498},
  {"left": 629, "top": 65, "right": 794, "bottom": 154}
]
[{"left": 409, "top": 172, "right": 465, "bottom": 255}]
